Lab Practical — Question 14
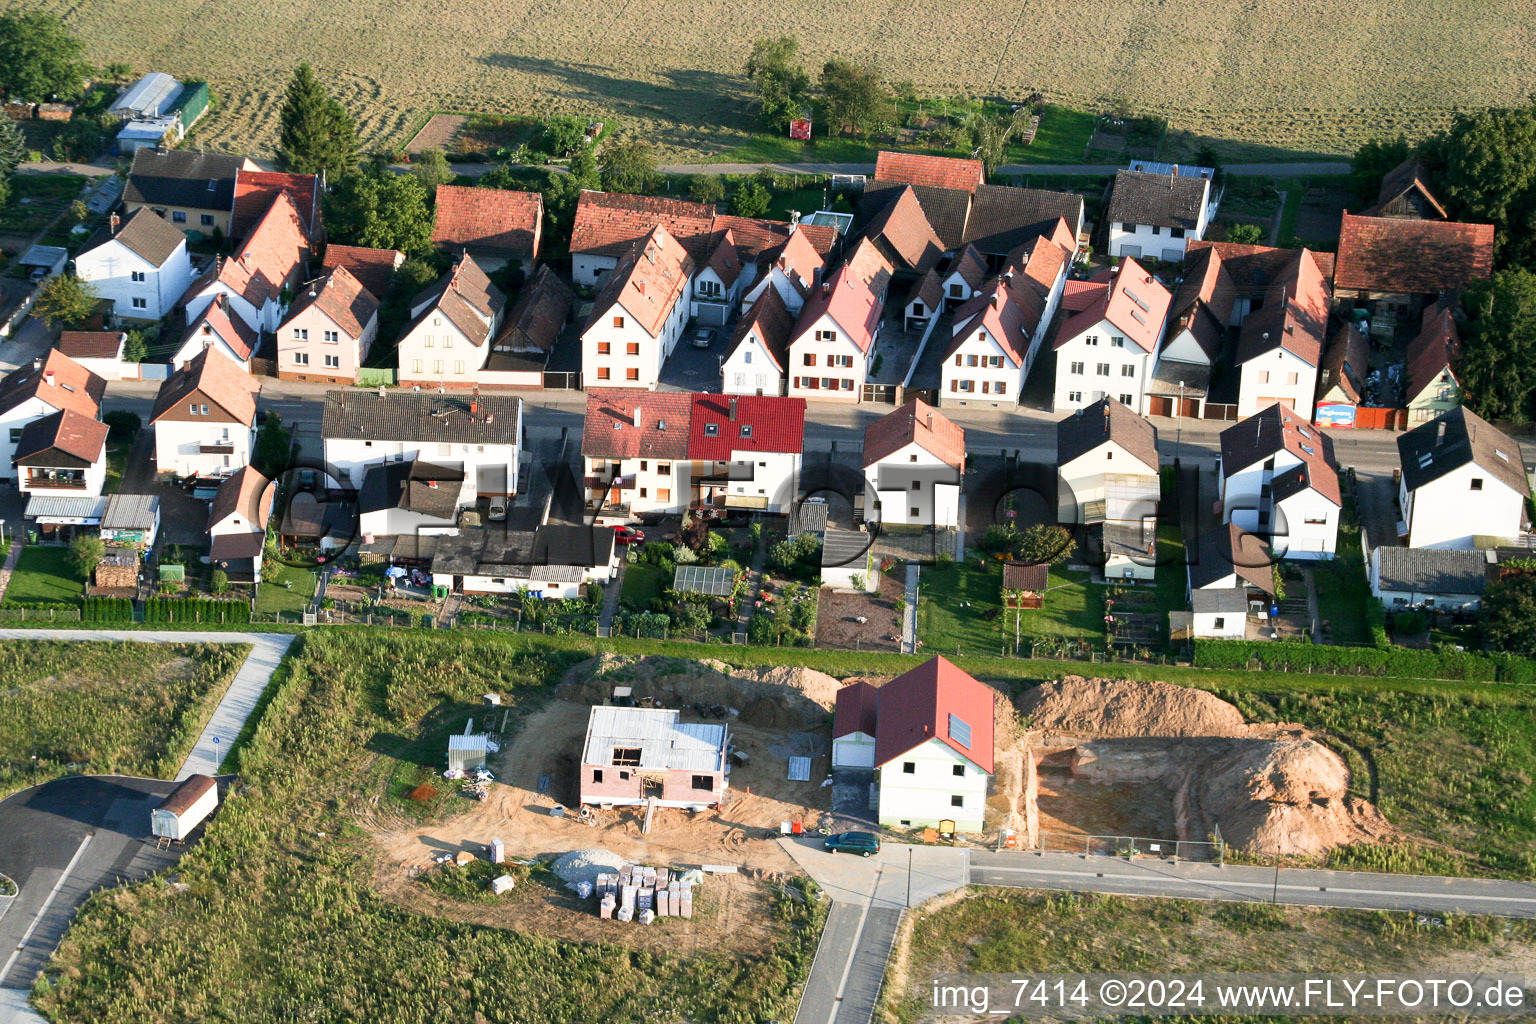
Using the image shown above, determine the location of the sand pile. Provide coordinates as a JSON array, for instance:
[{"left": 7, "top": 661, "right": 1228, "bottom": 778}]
[
  {"left": 551, "top": 848, "right": 626, "bottom": 888},
  {"left": 1199, "top": 739, "right": 1393, "bottom": 856},
  {"left": 1019, "top": 676, "right": 1250, "bottom": 739}
]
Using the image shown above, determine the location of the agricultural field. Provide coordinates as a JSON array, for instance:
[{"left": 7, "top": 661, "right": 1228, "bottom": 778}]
[
  {"left": 0, "top": 641, "right": 247, "bottom": 799},
  {"left": 16, "top": 0, "right": 1536, "bottom": 161},
  {"left": 33, "top": 632, "right": 823, "bottom": 1024},
  {"left": 891, "top": 890, "right": 1536, "bottom": 1023}
]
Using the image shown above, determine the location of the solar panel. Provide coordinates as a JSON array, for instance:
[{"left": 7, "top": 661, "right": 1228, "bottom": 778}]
[
  {"left": 672, "top": 565, "right": 737, "bottom": 597},
  {"left": 948, "top": 714, "right": 971, "bottom": 749}
]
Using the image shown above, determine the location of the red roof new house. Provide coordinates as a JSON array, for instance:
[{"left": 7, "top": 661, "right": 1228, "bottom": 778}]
[
  {"left": 232, "top": 170, "right": 319, "bottom": 239},
  {"left": 687, "top": 394, "right": 806, "bottom": 460},
  {"left": 875, "top": 151, "right": 985, "bottom": 193},
  {"left": 832, "top": 656, "right": 995, "bottom": 774},
  {"left": 863, "top": 397, "right": 965, "bottom": 471}
]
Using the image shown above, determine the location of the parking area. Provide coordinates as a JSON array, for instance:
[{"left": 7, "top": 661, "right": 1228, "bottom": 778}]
[{"left": 658, "top": 328, "right": 725, "bottom": 392}]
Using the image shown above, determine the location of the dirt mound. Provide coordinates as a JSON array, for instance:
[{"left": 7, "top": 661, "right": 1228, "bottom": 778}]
[
  {"left": 1199, "top": 739, "right": 1393, "bottom": 856},
  {"left": 559, "top": 655, "right": 840, "bottom": 728},
  {"left": 1020, "top": 676, "right": 1250, "bottom": 739},
  {"left": 551, "top": 848, "right": 627, "bottom": 887}
]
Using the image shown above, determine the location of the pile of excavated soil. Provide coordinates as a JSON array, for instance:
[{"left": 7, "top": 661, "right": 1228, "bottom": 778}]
[
  {"left": 1019, "top": 676, "right": 1250, "bottom": 739},
  {"left": 1199, "top": 739, "right": 1394, "bottom": 856},
  {"left": 559, "top": 655, "right": 841, "bottom": 729}
]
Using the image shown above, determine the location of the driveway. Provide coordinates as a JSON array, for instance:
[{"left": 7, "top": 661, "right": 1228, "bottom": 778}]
[
  {"left": 658, "top": 334, "right": 725, "bottom": 393},
  {"left": 1353, "top": 469, "right": 1400, "bottom": 549},
  {"left": 0, "top": 318, "right": 50, "bottom": 375}
]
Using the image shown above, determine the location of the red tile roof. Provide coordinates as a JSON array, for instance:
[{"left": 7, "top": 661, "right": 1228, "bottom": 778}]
[
  {"left": 150, "top": 346, "right": 260, "bottom": 426},
  {"left": 871, "top": 656, "right": 994, "bottom": 773},
  {"left": 56, "top": 331, "right": 124, "bottom": 360},
  {"left": 863, "top": 397, "right": 965, "bottom": 470},
  {"left": 688, "top": 394, "right": 805, "bottom": 459},
  {"left": 726, "top": 287, "right": 796, "bottom": 373},
  {"left": 946, "top": 281, "right": 1039, "bottom": 368},
  {"left": 860, "top": 185, "right": 943, "bottom": 274},
  {"left": 1060, "top": 278, "right": 1103, "bottom": 311},
  {"left": 202, "top": 190, "right": 312, "bottom": 310},
  {"left": 284, "top": 265, "right": 379, "bottom": 339},
  {"left": 232, "top": 170, "right": 319, "bottom": 239},
  {"left": 1219, "top": 402, "right": 1340, "bottom": 506},
  {"left": 584, "top": 225, "right": 694, "bottom": 339},
  {"left": 321, "top": 244, "right": 405, "bottom": 301},
  {"left": 1404, "top": 304, "right": 1461, "bottom": 402},
  {"left": 755, "top": 223, "right": 829, "bottom": 291},
  {"left": 1235, "top": 249, "right": 1330, "bottom": 367},
  {"left": 1004, "top": 220, "right": 1075, "bottom": 298},
  {"left": 207, "top": 466, "right": 273, "bottom": 532},
  {"left": 1334, "top": 213, "right": 1494, "bottom": 294},
  {"left": 1056, "top": 258, "right": 1170, "bottom": 353},
  {"left": 1188, "top": 240, "right": 1336, "bottom": 289},
  {"left": 580, "top": 390, "right": 695, "bottom": 460},
  {"left": 570, "top": 190, "right": 716, "bottom": 262},
  {"left": 845, "top": 236, "right": 894, "bottom": 301},
  {"left": 0, "top": 349, "right": 106, "bottom": 419},
  {"left": 405, "top": 256, "right": 506, "bottom": 347},
  {"left": 832, "top": 680, "right": 879, "bottom": 739},
  {"left": 13, "top": 408, "right": 108, "bottom": 466},
  {"left": 431, "top": 184, "right": 542, "bottom": 260},
  {"left": 875, "top": 151, "right": 985, "bottom": 193},
  {"left": 180, "top": 293, "right": 258, "bottom": 361},
  {"left": 793, "top": 262, "right": 883, "bottom": 354},
  {"left": 703, "top": 228, "right": 743, "bottom": 289}
]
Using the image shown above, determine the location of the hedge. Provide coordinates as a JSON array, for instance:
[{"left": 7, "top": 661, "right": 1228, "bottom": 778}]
[
  {"left": 142, "top": 597, "right": 251, "bottom": 624},
  {"left": 1192, "top": 639, "right": 1536, "bottom": 685},
  {"left": 81, "top": 597, "right": 134, "bottom": 623}
]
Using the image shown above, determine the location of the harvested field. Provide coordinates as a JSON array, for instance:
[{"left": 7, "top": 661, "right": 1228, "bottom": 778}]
[
  {"left": 28, "top": 0, "right": 1536, "bottom": 160},
  {"left": 403, "top": 113, "right": 467, "bottom": 154}
]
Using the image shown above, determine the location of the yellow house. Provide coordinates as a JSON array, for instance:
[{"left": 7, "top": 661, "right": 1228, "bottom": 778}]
[{"left": 122, "top": 148, "right": 256, "bottom": 240}]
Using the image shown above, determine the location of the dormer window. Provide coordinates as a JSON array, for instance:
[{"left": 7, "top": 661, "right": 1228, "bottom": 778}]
[
  {"left": 740, "top": 425, "right": 752, "bottom": 438},
  {"left": 705, "top": 423, "right": 719, "bottom": 436},
  {"left": 207, "top": 179, "right": 217, "bottom": 191}
]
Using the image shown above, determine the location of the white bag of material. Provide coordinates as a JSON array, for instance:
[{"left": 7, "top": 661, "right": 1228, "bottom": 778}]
[
  {"left": 639, "top": 909, "right": 655, "bottom": 925},
  {"left": 576, "top": 880, "right": 593, "bottom": 899}
]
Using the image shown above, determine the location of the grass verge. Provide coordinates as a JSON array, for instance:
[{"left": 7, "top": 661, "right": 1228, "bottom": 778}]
[{"left": 2, "top": 546, "right": 85, "bottom": 605}]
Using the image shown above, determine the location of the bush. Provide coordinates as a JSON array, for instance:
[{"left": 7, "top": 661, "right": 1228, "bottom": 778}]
[
  {"left": 1392, "top": 610, "right": 1428, "bottom": 636},
  {"left": 211, "top": 570, "right": 230, "bottom": 595},
  {"left": 80, "top": 596, "right": 133, "bottom": 622},
  {"left": 142, "top": 597, "right": 251, "bottom": 624},
  {"left": 1191, "top": 639, "right": 1536, "bottom": 685},
  {"left": 103, "top": 410, "right": 141, "bottom": 438}
]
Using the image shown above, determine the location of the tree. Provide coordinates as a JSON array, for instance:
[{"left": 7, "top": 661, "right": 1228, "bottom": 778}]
[
  {"left": 276, "top": 63, "right": 359, "bottom": 178},
  {"left": 0, "top": 118, "right": 25, "bottom": 177},
  {"left": 746, "top": 36, "right": 810, "bottom": 133},
  {"left": 1015, "top": 524, "right": 1074, "bottom": 566},
  {"left": 732, "top": 178, "right": 771, "bottom": 217},
  {"left": 688, "top": 173, "right": 725, "bottom": 205},
  {"left": 0, "top": 175, "right": 10, "bottom": 212},
  {"left": 541, "top": 116, "right": 589, "bottom": 157},
  {"left": 1436, "top": 103, "right": 1536, "bottom": 266},
  {"left": 211, "top": 570, "right": 230, "bottom": 595},
  {"left": 32, "top": 274, "right": 97, "bottom": 328},
  {"left": 323, "top": 167, "right": 433, "bottom": 253},
  {"left": 251, "top": 414, "right": 292, "bottom": 477},
  {"left": 1225, "top": 223, "right": 1266, "bottom": 244},
  {"left": 1349, "top": 135, "right": 1412, "bottom": 206},
  {"left": 818, "top": 60, "right": 893, "bottom": 138},
  {"left": 102, "top": 410, "right": 141, "bottom": 439},
  {"left": 1483, "top": 570, "right": 1536, "bottom": 656},
  {"left": 1458, "top": 268, "right": 1536, "bottom": 423},
  {"left": 69, "top": 533, "right": 104, "bottom": 579},
  {"left": 410, "top": 148, "right": 456, "bottom": 192},
  {"left": 0, "top": 11, "right": 91, "bottom": 104},
  {"left": 599, "top": 138, "right": 656, "bottom": 194},
  {"left": 122, "top": 329, "right": 147, "bottom": 362}
]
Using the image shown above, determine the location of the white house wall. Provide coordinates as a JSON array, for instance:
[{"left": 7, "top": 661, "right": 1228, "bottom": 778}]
[
  {"left": 720, "top": 334, "right": 783, "bottom": 396},
  {"left": 398, "top": 317, "right": 487, "bottom": 386},
  {"left": 154, "top": 419, "right": 253, "bottom": 479},
  {"left": 876, "top": 736, "right": 989, "bottom": 832},
  {"left": 787, "top": 314, "right": 869, "bottom": 401},
  {"left": 864, "top": 442, "right": 962, "bottom": 528},
  {"left": 75, "top": 239, "right": 193, "bottom": 321},
  {"left": 325, "top": 439, "right": 520, "bottom": 498},
  {"left": 941, "top": 328, "right": 1020, "bottom": 408},
  {"left": 1053, "top": 322, "right": 1154, "bottom": 414},
  {"left": 1404, "top": 462, "right": 1526, "bottom": 549},
  {"left": 583, "top": 290, "right": 690, "bottom": 391},
  {"left": 1237, "top": 348, "right": 1318, "bottom": 420}
]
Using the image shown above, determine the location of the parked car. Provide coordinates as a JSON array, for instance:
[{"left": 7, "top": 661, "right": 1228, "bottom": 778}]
[
  {"left": 487, "top": 501, "right": 507, "bottom": 521},
  {"left": 691, "top": 328, "right": 715, "bottom": 349},
  {"left": 824, "top": 832, "right": 880, "bottom": 857},
  {"left": 612, "top": 525, "right": 645, "bottom": 545}
]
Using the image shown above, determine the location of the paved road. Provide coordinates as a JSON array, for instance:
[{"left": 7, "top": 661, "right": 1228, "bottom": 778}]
[
  {"left": 654, "top": 160, "right": 1352, "bottom": 179},
  {"left": 0, "top": 631, "right": 296, "bottom": 780}
]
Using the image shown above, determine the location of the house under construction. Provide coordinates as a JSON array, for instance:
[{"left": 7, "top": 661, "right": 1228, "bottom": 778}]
[{"left": 578, "top": 706, "right": 729, "bottom": 809}]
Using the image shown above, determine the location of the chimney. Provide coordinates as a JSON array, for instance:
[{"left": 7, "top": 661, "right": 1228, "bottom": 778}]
[
  {"left": 926, "top": 412, "right": 933, "bottom": 430},
  {"left": 31, "top": 358, "right": 41, "bottom": 372},
  {"left": 633, "top": 407, "right": 643, "bottom": 429},
  {"left": 729, "top": 397, "right": 738, "bottom": 422},
  {"left": 109, "top": 213, "right": 120, "bottom": 235},
  {"left": 991, "top": 290, "right": 1001, "bottom": 310},
  {"left": 822, "top": 281, "right": 830, "bottom": 297},
  {"left": 44, "top": 370, "right": 55, "bottom": 387}
]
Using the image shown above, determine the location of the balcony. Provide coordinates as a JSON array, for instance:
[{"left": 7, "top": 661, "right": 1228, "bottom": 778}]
[
  {"left": 26, "top": 474, "right": 88, "bottom": 489},
  {"left": 199, "top": 443, "right": 236, "bottom": 455}
]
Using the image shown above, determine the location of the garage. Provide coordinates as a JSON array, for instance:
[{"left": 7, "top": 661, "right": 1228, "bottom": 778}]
[
  {"left": 1147, "top": 396, "right": 1173, "bottom": 417},
  {"left": 832, "top": 734, "right": 876, "bottom": 768}
]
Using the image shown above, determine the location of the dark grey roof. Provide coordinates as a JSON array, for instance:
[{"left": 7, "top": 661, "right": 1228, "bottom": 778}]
[
  {"left": 82, "top": 207, "right": 186, "bottom": 267},
  {"left": 1057, "top": 397, "right": 1159, "bottom": 470},
  {"left": 962, "top": 184, "right": 1082, "bottom": 256},
  {"left": 321, "top": 391, "right": 521, "bottom": 446},
  {"left": 533, "top": 525, "right": 615, "bottom": 568},
  {"left": 431, "top": 527, "right": 599, "bottom": 580},
  {"left": 1397, "top": 406, "right": 1526, "bottom": 495},
  {"left": 861, "top": 181, "right": 970, "bottom": 250},
  {"left": 1374, "top": 546, "right": 1487, "bottom": 596},
  {"left": 1192, "top": 587, "right": 1248, "bottom": 614},
  {"left": 101, "top": 492, "right": 160, "bottom": 529},
  {"left": 821, "top": 529, "right": 871, "bottom": 569},
  {"left": 359, "top": 458, "right": 464, "bottom": 519},
  {"left": 1189, "top": 523, "right": 1274, "bottom": 593},
  {"left": 124, "top": 148, "right": 244, "bottom": 211},
  {"left": 1106, "top": 169, "right": 1209, "bottom": 231}
]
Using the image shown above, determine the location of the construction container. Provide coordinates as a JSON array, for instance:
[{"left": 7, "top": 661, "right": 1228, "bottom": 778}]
[
  {"left": 448, "top": 732, "right": 489, "bottom": 773},
  {"left": 150, "top": 774, "right": 217, "bottom": 840}
]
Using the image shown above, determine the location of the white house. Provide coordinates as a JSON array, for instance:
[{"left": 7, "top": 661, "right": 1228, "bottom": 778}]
[
  {"left": 861, "top": 397, "right": 964, "bottom": 529},
  {"left": 321, "top": 390, "right": 522, "bottom": 508},
  {"left": 786, "top": 262, "right": 883, "bottom": 401},
  {"left": 0, "top": 350, "right": 107, "bottom": 484},
  {"left": 1105, "top": 168, "right": 1216, "bottom": 263},
  {"left": 1056, "top": 396, "right": 1160, "bottom": 528},
  {"left": 72, "top": 208, "right": 194, "bottom": 322},
  {"left": 149, "top": 346, "right": 259, "bottom": 480},
  {"left": 1370, "top": 546, "right": 1488, "bottom": 613},
  {"left": 830, "top": 657, "right": 994, "bottom": 833},
  {"left": 569, "top": 190, "right": 715, "bottom": 287},
  {"left": 739, "top": 224, "right": 827, "bottom": 317},
  {"left": 1397, "top": 406, "right": 1528, "bottom": 550},
  {"left": 1150, "top": 244, "right": 1235, "bottom": 418},
  {"left": 358, "top": 456, "right": 466, "bottom": 538},
  {"left": 276, "top": 266, "right": 380, "bottom": 384},
  {"left": 721, "top": 288, "right": 795, "bottom": 397},
  {"left": 1233, "top": 250, "right": 1329, "bottom": 419},
  {"left": 581, "top": 226, "right": 694, "bottom": 391},
  {"left": 396, "top": 256, "right": 507, "bottom": 389},
  {"left": 1190, "top": 588, "right": 1249, "bottom": 639},
  {"left": 207, "top": 467, "right": 273, "bottom": 583},
  {"left": 170, "top": 294, "right": 257, "bottom": 371},
  {"left": 940, "top": 280, "right": 1043, "bottom": 408},
  {"left": 1051, "top": 260, "right": 1171, "bottom": 414},
  {"left": 1187, "top": 522, "right": 1277, "bottom": 599},
  {"left": 430, "top": 525, "right": 619, "bottom": 599},
  {"left": 691, "top": 229, "right": 743, "bottom": 325},
  {"left": 689, "top": 393, "right": 806, "bottom": 514},
  {"left": 13, "top": 408, "right": 108, "bottom": 498},
  {"left": 1218, "top": 403, "right": 1341, "bottom": 559}
]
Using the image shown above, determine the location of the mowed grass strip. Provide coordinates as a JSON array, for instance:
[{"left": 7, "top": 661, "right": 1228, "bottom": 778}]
[
  {"left": 2, "top": 546, "right": 86, "bottom": 605},
  {"left": 0, "top": 641, "right": 247, "bottom": 797}
]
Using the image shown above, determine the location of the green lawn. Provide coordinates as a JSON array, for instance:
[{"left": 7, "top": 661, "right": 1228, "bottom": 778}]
[
  {"left": 0, "top": 173, "right": 87, "bottom": 237},
  {"left": 2, "top": 546, "right": 85, "bottom": 605},
  {"left": 918, "top": 560, "right": 1103, "bottom": 657},
  {"left": 766, "top": 185, "right": 825, "bottom": 221},
  {"left": 103, "top": 443, "right": 129, "bottom": 495},
  {"left": 713, "top": 134, "right": 879, "bottom": 165},
  {"left": 254, "top": 564, "right": 317, "bottom": 615},
  {"left": 1008, "top": 104, "right": 1097, "bottom": 164},
  {"left": 619, "top": 561, "right": 666, "bottom": 610}
]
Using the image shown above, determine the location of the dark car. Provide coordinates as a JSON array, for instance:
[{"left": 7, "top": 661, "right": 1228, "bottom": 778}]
[{"left": 824, "top": 831, "right": 880, "bottom": 857}]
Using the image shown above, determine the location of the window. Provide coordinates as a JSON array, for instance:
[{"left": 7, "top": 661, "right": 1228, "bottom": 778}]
[
  {"left": 411, "top": 359, "right": 423, "bottom": 373},
  {"left": 1471, "top": 477, "right": 1484, "bottom": 491},
  {"left": 1085, "top": 335, "right": 1099, "bottom": 346},
  {"left": 1213, "top": 617, "right": 1225, "bottom": 629},
  {"left": 612, "top": 316, "right": 625, "bottom": 329},
  {"left": 967, "top": 354, "right": 978, "bottom": 367},
  {"left": 1070, "top": 361, "right": 1084, "bottom": 375},
  {"left": 1120, "top": 394, "right": 1133, "bottom": 405},
  {"left": 952, "top": 764, "right": 965, "bottom": 777},
  {"left": 740, "top": 424, "right": 753, "bottom": 439},
  {"left": 424, "top": 334, "right": 434, "bottom": 347},
  {"left": 950, "top": 794, "right": 964, "bottom": 807},
  {"left": 131, "top": 270, "right": 146, "bottom": 283},
  {"left": 953, "top": 354, "right": 962, "bottom": 367},
  {"left": 293, "top": 328, "right": 308, "bottom": 340},
  {"left": 323, "top": 354, "right": 339, "bottom": 368},
  {"left": 704, "top": 423, "right": 719, "bottom": 436},
  {"left": 293, "top": 352, "right": 309, "bottom": 365},
  {"left": 909, "top": 505, "right": 919, "bottom": 516},
  {"left": 697, "top": 279, "right": 721, "bottom": 298},
  {"left": 1286, "top": 372, "right": 1299, "bottom": 386},
  {"left": 841, "top": 379, "right": 853, "bottom": 391},
  {"left": 626, "top": 342, "right": 639, "bottom": 356},
  {"left": 625, "top": 367, "right": 639, "bottom": 381},
  {"left": 323, "top": 330, "right": 339, "bottom": 344},
  {"left": 598, "top": 342, "right": 611, "bottom": 355},
  {"left": 657, "top": 488, "right": 671, "bottom": 502},
  {"left": 639, "top": 488, "right": 647, "bottom": 497},
  {"left": 1303, "top": 516, "right": 1327, "bottom": 525},
  {"left": 815, "top": 329, "right": 837, "bottom": 342},
  {"left": 948, "top": 714, "right": 972, "bottom": 748},
  {"left": 1151, "top": 225, "right": 1162, "bottom": 235},
  {"left": 743, "top": 351, "right": 752, "bottom": 364},
  {"left": 1171, "top": 227, "right": 1185, "bottom": 239},
  {"left": 443, "top": 335, "right": 453, "bottom": 349},
  {"left": 804, "top": 353, "right": 817, "bottom": 367},
  {"left": 1259, "top": 370, "right": 1270, "bottom": 384},
  {"left": 1096, "top": 363, "right": 1110, "bottom": 376},
  {"left": 911, "top": 480, "right": 921, "bottom": 490},
  {"left": 8, "top": 429, "right": 20, "bottom": 443},
  {"left": 131, "top": 297, "right": 147, "bottom": 309},
  {"left": 611, "top": 747, "right": 642, "bottom": 767},
  {"left": 902, "top": 762, "right": 916, "bottom": 774},
  {"left": 596, "top": 366, "right": 610, "bottom": 379},
  {"left": 432, "top": 360, "right": 443, "bottom": 374},
  {"left": 658, "top": 462, "right": 671, "bottom": 474},
  {"left": 591, "top": 769, "right": 603, "bottom": 783},
  {"left": 1122, "top": 365, "right": 1135, "bottom": 377},
  {"left": 691, "top": 775, "right": 714, "bottom": 791},
  {"left": 981, "top": 381, "right": 990, "bottom": 394},
  {"left": 453, "top": 361, "right": 464, "bottom": 375},
  {"left": 1111, "top": 336, "right": 1124, "bottom": 348},
  {"left": 1068, "top": 390, "right": 1082, "bottom": 402},
  {"left": 201, "top": 213, "right": 215, "bottom": 227},
  {"left": 172, "top": 211, "right": 187, "bottom": 223}
]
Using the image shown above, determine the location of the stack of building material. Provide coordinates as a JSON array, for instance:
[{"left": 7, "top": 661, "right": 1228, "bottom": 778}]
[
  {"left": 594, "top": 861, "right": 698, "bottom": 920},
  {"left": 490, "top": 875, "right": 516, "bottom": 895},
  {"left": 489, "top": 838, "right": 505, "bottom": 864},
  {"left": 639, "top": 908, "right": 655, "bottom": 924},
  {"left": 600, "top": 892, "right": 615, "bottom": 918}
]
